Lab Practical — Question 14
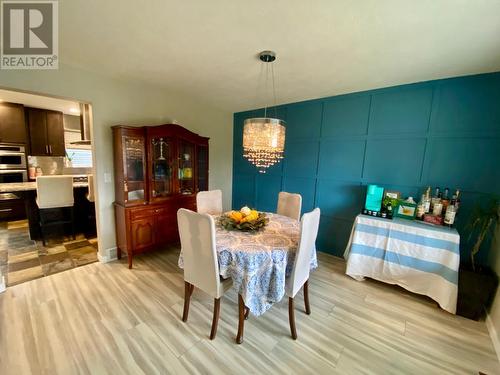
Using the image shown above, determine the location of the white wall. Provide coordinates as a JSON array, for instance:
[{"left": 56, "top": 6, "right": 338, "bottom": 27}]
[{"left": 0, "top": 64, "right": 233, "bottom": 256}]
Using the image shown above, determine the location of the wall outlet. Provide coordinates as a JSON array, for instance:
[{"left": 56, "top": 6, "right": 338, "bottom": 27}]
[{"left": 104, "top": 172, "right": 112, "bottom": 183}]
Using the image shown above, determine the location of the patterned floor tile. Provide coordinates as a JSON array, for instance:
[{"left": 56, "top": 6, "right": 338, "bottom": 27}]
[
  {"left": 1, "top": 218, "right": 98, "bottom": 287},
  {"left": 7, "top": 220, "right": 28, "bottom": 230},
  {"left": 8, "top": 266, "right": 44, "bottom": 286},
  {"left": 39, "top": 251, "right": 70, "bottom": 265},
  {"left": 8, "top": 250, "right": 39, "bottom": 264},
  {"left": 0, "top": 250, "right": 7, "bottom": 265},
  {"left": 64, "top": 240, "right": 92, "bottom": 250},
  {"left": 8, "top": 257, "right": 41, "bottom": 272},
  {"left": 42, "top": 257, "right": 74, "bottom": 276},
  {"left": 69, "top": 246, "right": 98, "bottom": 266}
]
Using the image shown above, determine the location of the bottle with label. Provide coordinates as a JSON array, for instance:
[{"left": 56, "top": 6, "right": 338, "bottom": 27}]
[
  {"left": 424, "top": 187, "right": 431, "bottom": 213},
  {"left": 441, "top": 187, "right": 450, "bottom": 214},
  {"left": 431, "top": 187, "right": 441, "bottom": 213},
  {"left": 416, "top": 194, "right": 426, "bottom": 219},
  {"left": 433, "top": 201, "right": 443, "bottom": 216},
  {"left": 444, "top": 204, "right": 456, "bottom": 227}
]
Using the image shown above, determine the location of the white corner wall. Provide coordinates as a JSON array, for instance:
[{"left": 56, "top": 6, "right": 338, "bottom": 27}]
[{"left": 0, "top": 64, "right": 233, "bottom": 257}]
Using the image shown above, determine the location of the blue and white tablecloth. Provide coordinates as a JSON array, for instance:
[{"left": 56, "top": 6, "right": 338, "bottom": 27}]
[
  {"left": 344, "top": 215, "right": 460, "bottom": 314},
  {"left": 179, "top": 213, "right": 318, "bottom": 316}
]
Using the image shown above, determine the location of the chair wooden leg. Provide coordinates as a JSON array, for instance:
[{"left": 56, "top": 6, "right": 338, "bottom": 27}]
[
  {"left": 182, "top": 281, "right": 192, "bottom": 322},
  {"left": 304, "top": 279, "right": 311, "bottom": 315},
  {"left": 236, "top": 294, "right": 245, "bottom": 344},
  {"left": 289, "top": 297, "right": 297, "bottom": 340},
  {"left": 190, "top": 284, "right": 195, "bottom": 297},
  {"left": 210, "top": 298, "right": 221, "bottom": 340},
  {"left": 244, "top": 307, "right": 250, "bottom": 320}
]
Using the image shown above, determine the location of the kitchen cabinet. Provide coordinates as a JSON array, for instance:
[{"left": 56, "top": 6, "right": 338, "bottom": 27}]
[
  {"left": 26, "top": 107, "right": 65, "bottom": 156},
  {"left": 113, "top": 124, "right": 209, "bottom": 268},
  {"left": 0, "top": 102, "right": 27, "bottom": 144}
]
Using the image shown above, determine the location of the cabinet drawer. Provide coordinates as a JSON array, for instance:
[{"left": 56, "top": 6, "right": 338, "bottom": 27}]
[
  {"left": 130, "top": 206, "right": 167, "bottom": 220},
  {"left": 0, "top": 199, "right": 26, "bottom": 221}
]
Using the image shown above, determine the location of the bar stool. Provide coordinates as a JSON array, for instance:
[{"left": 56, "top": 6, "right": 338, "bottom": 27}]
[{"left": 36, "top": 175, "right": 75, "bottom": 246}]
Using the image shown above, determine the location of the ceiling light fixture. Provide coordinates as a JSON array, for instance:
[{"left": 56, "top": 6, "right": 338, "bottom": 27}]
[{"left": 243, "top": 51, "right": 286, "bottom": 174}]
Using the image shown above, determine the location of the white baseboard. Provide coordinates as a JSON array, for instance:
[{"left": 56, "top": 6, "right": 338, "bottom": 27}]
[
  {"left": 98, "top": 247, "right": 119, "bottom": 263},
  {"left": 486, "top": 312, "right": 500, "bottom": 362},
  {"left": 0, "top": 274, "right": 5, "bottom": 294}
]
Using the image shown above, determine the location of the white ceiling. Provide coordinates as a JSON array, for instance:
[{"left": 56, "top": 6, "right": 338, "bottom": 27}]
[
  {"left": 0, "top": 89, "right": 81, "bottom": 115},
  {"left": 60, "top": 0, "right": 500, "bottom": 112}
]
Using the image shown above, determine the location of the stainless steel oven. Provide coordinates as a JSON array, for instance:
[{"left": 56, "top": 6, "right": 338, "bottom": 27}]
[
  {"left": 0, "top": 144, "right": 27, "bottom": 169},
  {"left": 0, "top": 169, "right": 27, "bottom": 183}
]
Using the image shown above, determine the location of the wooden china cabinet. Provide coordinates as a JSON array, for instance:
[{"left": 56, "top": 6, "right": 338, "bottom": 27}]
[{"left": 112, "top": 124, "right": 209, "bottom": 268}]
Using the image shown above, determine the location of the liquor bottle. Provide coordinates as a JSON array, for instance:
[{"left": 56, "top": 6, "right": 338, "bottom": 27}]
[
  {"left": 433, "top": 201, "right": 443, "bottom": 216},
  {"left": 444, "top": 204, "right": 456, "bottom": 227},
  {"left": 452, "top": 189, "right": 461, "bottom": 211},
  {"left": 431, "top": 187, "right": 441, "bottom": 213},
  {"left": 424, "top": 187, "right": 431, "bottom": 213},
  {"left": 441, "top": 187, "right": 450, "bottom": 215},
  {"left": 416, "top": 194, "right": 426, "bottom": 220}
]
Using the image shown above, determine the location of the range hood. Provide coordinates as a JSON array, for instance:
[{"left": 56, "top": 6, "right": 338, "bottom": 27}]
[{"left": 70, "top": 103, "right": 91, "bottom": 145}]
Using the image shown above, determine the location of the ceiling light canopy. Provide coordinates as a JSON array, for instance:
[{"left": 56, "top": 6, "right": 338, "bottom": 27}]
[{"left": 243, "top": 51, "right": 286, "bottom": 174}]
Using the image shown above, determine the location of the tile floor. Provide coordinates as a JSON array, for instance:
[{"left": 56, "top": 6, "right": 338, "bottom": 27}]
[{"left": 0, "top": 219, "right": 98, "bottom": 286}]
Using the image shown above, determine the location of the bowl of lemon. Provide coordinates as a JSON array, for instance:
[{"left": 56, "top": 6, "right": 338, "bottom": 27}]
[{"left": 219, "top": 206, "right": 269, "bottom": 232}]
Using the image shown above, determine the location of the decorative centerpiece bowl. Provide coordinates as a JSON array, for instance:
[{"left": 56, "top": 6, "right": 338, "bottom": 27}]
[{"left": 219, "top": 206, "right": 269, "bottom": 232}]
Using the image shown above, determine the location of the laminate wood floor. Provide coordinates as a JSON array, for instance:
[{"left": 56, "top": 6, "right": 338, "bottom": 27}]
[{"left": 0, "top": 247, "right": 498, "bottom": 374}]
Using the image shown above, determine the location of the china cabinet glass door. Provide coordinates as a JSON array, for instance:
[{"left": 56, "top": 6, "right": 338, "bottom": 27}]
[
  {"left": 150, "top": 137, "right": 174, "bottom": 199},
  {"left": 123, "top": 136, "right": 145, "bottom": 202},
  {"left": 178, "top": 140, "right": 195, "bottom": 195},
  {"left": 197, "top": 145, "right": 208, "bottom": 192}
]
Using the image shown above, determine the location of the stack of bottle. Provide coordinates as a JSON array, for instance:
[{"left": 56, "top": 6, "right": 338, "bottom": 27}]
[{"left": 416, "top": 187, "right": 461, "bottom": 227}]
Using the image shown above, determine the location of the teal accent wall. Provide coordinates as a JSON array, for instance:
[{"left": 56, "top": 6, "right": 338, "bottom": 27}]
[{"left": 232, "top": 72, "right": 500, "bottom": 260}]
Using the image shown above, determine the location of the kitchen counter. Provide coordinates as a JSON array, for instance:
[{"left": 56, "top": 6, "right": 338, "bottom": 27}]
[{"left": 0, "top": 181, "right": 89, "bottom": 193}]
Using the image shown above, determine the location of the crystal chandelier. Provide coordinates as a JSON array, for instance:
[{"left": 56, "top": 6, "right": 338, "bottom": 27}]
[{"left": 243, "top": 51, "right": 286, "bottom": 173}]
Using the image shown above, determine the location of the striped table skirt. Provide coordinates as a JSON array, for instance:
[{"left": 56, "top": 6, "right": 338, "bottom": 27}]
[{"left": 344, "top": 214, "right": 460, "bottom": 314}]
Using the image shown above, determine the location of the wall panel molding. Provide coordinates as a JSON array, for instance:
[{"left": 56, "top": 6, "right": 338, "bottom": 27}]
[{"left": 233, "top": 72, "right": 500, "bottom": 256}]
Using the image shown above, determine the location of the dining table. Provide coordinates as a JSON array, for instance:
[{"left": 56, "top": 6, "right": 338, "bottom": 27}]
[{"left": 178, "top": 212, "right": 318, "bottom": 316}]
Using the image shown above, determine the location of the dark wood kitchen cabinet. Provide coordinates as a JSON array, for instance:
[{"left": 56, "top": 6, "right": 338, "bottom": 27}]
[
  {"left": 0, "top": 102, "right": 27, "bottom": 144},
  {"left": 26, "top": 107, "right": 65, "bottom": 156},
  {"left": 113, "top": 124, "right": 209, "bottom": 268}
]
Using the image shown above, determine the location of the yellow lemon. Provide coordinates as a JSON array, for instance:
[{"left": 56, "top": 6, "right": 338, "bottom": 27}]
[{"left": 231, "top": 211, "right": 243, "bottom": 222}]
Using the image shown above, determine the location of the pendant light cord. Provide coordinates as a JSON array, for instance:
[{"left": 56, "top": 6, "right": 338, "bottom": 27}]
[{"left": 271, "top": 62, "right": 278, "bottom": 119}]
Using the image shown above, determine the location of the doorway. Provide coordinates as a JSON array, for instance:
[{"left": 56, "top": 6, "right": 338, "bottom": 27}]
[{"left": 0, "top": 88, "right": 99, "bottom": 288}]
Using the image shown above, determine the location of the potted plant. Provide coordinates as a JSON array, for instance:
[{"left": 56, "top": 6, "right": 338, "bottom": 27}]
[{"left": 457, "top": 196, "right": 499, "bottom": 320}]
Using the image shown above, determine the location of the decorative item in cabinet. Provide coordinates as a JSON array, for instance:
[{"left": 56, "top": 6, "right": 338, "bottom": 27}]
[
  {"left": 112, "top": 126, "right": 147, "bottom": 205},
  {"left": 113, "top": 124, "right": 209, "bottom": 268},
  {"left": 150, "top": 136, "right": 174, "bottom": 199},
  {"left": 178, "top": 140, "right": 195, "bottom": 195}
]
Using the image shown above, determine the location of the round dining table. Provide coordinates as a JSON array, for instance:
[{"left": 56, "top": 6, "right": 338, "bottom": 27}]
[{"left": 178, "top": 212, "right": 318, "bottom": 316}]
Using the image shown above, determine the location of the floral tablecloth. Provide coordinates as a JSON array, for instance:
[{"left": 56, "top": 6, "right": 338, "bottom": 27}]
[{"left": 178, "top": 213, "right": 318, "bottom": 316}]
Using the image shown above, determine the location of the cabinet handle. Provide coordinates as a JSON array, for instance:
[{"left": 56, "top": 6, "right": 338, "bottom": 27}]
[
  {"left": 0, "top": 208, "right": 13, "bottom": 212},
  {"left": 49, "top": 145, "right": 52, "bottom": 154},
  {"left": 45, "top": 145, "right": 49, "bottom": 154}
]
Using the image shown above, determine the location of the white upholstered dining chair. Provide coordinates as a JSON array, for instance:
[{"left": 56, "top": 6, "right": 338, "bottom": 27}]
[
  {"left": 235, "top": 207, "right": 321, "bottom": 344},
  {"left": 285, "top": 207, "right": 321, "bottom": 339},
  {"left": 196, "top": 189, "right": 223, "bottom": 215},
  {"left": 177, "top": 208, "right": 232, "bottom": 340},
  {"left": 277, "top": 192, "right": 302, "bottom": 221}
]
